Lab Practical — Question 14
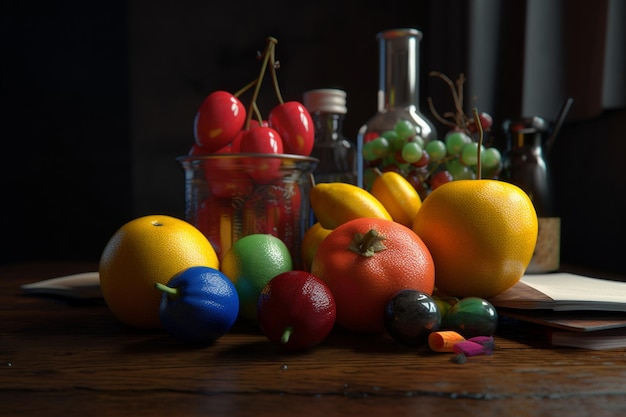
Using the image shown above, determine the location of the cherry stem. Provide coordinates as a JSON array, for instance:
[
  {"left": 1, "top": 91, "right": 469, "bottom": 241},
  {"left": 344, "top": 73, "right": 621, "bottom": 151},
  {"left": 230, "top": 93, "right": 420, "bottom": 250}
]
[
  {"left": 269, "top": 44, "right": 284, "bottom": 105},
  {"left": 348, "top": 229, "right": 387, "bottom": 257},
  {"left": 472, "top": 107, "right": 484, "bottom": 180},
  {"left": 234, "top": 78, "right": 258, "bottom": 98},
  {"left": 252, "top": 102, "right": 263, "bottom": 124},
  {"left": 244, "top": 37, "right": 278, "bottom": 130},
  {"left": 155, "top": 282, "right": 179, "bottom": 299},
  {"left": 281, "top": 326, "right": 293, "bottom": 344}
]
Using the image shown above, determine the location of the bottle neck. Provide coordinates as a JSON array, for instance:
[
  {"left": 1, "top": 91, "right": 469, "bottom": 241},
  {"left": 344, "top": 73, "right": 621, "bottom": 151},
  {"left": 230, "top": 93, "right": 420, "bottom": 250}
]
[
  {"left": 313, "top": 112, "right": 345, "bottom": 143},
  {"left": 378, "top": 32, "right": 421, "bottom": 111}
]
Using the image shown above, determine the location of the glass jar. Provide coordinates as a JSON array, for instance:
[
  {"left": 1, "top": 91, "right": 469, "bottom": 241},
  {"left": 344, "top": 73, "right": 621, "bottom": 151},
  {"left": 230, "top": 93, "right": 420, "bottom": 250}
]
[
  {"left": 357, "top": 28, "right": 437, "bottom": 189},
  {"left": 303, "top": 88, "right": 357, "bottom": 185},
  {"left": 178, "top": 154, "right": 318, "bottom": 268}
]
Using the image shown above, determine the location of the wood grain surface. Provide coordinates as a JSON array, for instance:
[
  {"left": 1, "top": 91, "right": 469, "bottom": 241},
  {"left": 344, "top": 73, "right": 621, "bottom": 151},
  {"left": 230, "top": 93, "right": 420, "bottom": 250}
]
[{"left": 2, "top": 262, "right": 626, "bottom": 416}]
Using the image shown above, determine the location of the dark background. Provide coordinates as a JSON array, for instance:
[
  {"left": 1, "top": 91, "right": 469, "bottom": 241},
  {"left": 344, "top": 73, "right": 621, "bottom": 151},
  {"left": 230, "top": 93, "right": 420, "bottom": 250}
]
[{"left": 2, "top": 1, "right": 625, "bottom": 275}]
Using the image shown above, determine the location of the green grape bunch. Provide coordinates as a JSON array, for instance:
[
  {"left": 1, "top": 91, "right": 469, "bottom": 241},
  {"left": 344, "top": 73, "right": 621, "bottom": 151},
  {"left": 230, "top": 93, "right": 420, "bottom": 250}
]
[{"left": 361, "top": 72, "right": 502, "bottom": 199}]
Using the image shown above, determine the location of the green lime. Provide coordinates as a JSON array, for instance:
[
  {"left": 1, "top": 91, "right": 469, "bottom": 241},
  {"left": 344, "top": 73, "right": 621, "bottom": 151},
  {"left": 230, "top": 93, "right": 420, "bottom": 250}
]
[{"left": 220, "top": 234, "right": 293, "bottom": 321}]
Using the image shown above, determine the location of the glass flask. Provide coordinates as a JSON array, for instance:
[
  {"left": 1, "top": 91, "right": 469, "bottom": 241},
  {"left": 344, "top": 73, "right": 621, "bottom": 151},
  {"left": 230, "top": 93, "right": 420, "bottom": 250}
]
[{"left": 357, "top": 28, "right": 437, "bottom": 189}]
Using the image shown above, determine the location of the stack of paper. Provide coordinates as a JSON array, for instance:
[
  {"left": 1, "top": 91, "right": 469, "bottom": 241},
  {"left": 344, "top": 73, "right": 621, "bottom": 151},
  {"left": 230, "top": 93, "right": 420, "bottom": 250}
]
[{"left": 488, "top": 273, "right": 626, "bottom": 350}]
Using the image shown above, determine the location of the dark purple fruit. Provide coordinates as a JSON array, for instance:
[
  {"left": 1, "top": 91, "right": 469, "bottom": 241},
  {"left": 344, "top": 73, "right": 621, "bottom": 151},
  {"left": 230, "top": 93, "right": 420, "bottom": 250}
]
[
  {"left": 257, "top": 271, "right": 336, "bottom": 351},
  {"left": 384, "top": 289, "right": 441, "bottom": 346}
]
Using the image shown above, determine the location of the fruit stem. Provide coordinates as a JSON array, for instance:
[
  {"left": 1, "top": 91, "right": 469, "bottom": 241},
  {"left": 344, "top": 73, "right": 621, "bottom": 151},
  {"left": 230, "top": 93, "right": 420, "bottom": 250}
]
[
  {"left": 281, "top": 326, "right": 293, "bottom": 344},
  {"left": 244, "top": 37, "right": 278, "bottom": 130},
  {"left": 155, "top": 282, "right": 179, "bottom": 299},
  {"left": 455, "top": 74, "right": 466, "bottom": 127},
  {"left": 234, "top": 78, "right": 258, "bottom": 98},
  {"left": 348, "top": 229, "right": 387, "bottom": 257},
  {"left": 472, "top": 108, "right": 484, "bottom": 180},
  {"left": 429, "top": 71, "right": 468, "bottom": 132},
  {"left": 252, "top": 101, "right": 264, "bottom": 124},
  {"left": 268, "top": 43, "right": 285, "bottom": 105},
  {"left": 427, "top": 96, "right": 457, "bottom": 129}
]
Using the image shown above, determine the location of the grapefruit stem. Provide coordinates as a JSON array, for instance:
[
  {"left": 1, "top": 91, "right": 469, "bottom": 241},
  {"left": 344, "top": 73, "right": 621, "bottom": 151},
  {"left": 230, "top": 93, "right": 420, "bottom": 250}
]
[
  {"left": 348, "top": 229, "right": 387, "bottom": 257},
  {"left": 155, "top": 282, "right": 179, "bottom": 299},
  {"left": 281, "top": 326, "right": 293, "bottom": 344}
]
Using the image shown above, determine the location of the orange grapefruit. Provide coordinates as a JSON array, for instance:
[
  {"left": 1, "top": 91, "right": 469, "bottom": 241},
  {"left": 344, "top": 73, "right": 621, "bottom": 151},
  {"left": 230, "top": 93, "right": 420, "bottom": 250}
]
[
  {"left": 311, "top": 217, "right": 434, "bottom": 333},
  {"left": 99, "top": 215, "right": 219, "bottom": 329}
]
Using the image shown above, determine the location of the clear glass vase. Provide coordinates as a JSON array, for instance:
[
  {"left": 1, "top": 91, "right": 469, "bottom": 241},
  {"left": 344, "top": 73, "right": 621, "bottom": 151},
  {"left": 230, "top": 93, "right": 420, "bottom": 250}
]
[
  {"left": 178, "top": 154, "right": 318, "bottom": 268},
  {"left": 357, "top": 28, "right": 437, "bottom": 189}
]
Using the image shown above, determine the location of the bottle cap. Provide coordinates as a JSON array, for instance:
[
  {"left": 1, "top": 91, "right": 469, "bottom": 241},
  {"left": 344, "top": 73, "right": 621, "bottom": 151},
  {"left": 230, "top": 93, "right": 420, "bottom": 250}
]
[
  {"left": 303, "top": 89, "right": 347, "bottom": 114},
  {"left": 512, "top": 127, "right": 543, "bottom": 149}
]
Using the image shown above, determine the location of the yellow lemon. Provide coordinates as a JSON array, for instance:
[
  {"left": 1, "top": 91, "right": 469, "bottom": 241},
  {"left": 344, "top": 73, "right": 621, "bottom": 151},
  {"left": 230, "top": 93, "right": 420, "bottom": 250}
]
[
  {"left": 412, "top": 180, "right": 537, "bottom": 298},
  {"left": 99, "top": 215, "right": 219, "bottom": 329},
  {"left": 370, "top": 170, "right": 422, "bottom": 227},
  {"left": 309, "top": 182, "right": 392, "bottom": 229},
  {"left": 300, "top": 222, "right": 332, "bottom": 272}
]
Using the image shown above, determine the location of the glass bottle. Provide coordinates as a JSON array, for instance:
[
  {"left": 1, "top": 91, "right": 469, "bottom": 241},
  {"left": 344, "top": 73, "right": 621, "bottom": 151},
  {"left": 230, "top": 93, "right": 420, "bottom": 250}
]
[
  {"left": 357, "top": 28, "right": 437, "bottom": 189},
  {"left": 303, "top": 88, "right": 357, "bottom": 184},
  {"left": 503, "top": 121, "right": 560, "bottom": 273}
]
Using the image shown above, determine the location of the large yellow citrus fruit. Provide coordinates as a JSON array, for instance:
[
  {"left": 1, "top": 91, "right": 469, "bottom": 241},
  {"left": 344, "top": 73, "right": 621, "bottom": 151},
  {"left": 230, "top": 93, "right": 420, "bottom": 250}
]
[
  {"left": 370, "top": 170, "right": 422, "bottom": 228},
  {"left": 99, "top": 215, "right": 219, "bottom": 329},
  {"left": 412, "top": 180, "right": 537, "bottom": 299}
]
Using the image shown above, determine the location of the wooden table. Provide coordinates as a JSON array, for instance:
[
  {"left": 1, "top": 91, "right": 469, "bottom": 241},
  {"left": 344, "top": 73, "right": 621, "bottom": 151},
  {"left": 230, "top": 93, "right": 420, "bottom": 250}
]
[{"left": 2, "top": 262, "right": 626, "bottom": 416}]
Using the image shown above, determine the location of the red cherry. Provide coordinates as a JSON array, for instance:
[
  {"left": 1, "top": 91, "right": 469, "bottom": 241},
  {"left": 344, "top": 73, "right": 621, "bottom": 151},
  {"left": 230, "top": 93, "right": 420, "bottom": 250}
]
[
  {"left": 230, "top": 131, "right": 244, "bottom": 153},
  {"left": 194, "top": 91, "right": 246, "bottom": 152},
  {"left": 257, "top": 271, "right": 336, "bottom": 351},
  {"left": 268, "top": 101, "right": 314, "bottom": 156},
  {"left": 190, "top": 142, "right": 233, "bottom": 156},
  {"left": 230, "top": 120, "right": 268, "bottom": 153},
  {"left": 206, "top": 171, "right": 253, "bottom": 198},
  {"left": 239, "top": 126, "right": 284, "bottom": 154},
  {"left": 238, "top": 127, "right": 284, "bottom": 183},
  {"left": 269, "top": 181, "right": 302, "bottom": 258},
  {"left": 204, "top": 155, "right": 253, "bottom": 198},
  {"left": 241, "top": 181, "right": 301, "bottom": 259},
  {"left": 189, "top": 143, "right": 209, "bottom": 156},
  {"left": 195, "top": 195, "right": 234, "bottom": 260},
  {"left": 242, "top": 189, "right": 279, "bottom": 237}
]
